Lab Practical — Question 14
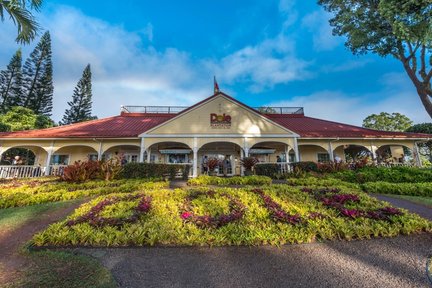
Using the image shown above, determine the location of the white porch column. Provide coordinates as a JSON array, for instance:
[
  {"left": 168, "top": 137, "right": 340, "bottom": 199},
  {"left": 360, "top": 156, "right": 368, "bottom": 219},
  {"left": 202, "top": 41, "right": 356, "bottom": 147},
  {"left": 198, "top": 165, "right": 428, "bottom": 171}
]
[
  {"left": 293, "top": 138, "right": 300, "bottom": 162},
  {"left": 139, "top": 138, "right": 145, "bottom": 163},
  {"left": 413, "top": 142, "right": 422, "bottom": 167},
  {"left": 45, "top": 141, "right": 54, "bottom": 176},
  {"left": 328, "top": 142, "right": 334, "bottom": 162},
  {"left": 370, "top": 142, "right": 377, "bottom": 163},
  {"left": 192, "top": 137, "right": 198, "bottom": 177},
  {"left": 146, "top": 149, "right": 151, "bottom": 163},
  {"left": 243, "top": 137, "right": 249, "bottom": 157},
  {"left": 240, "top": 149, "right": 245, "bottom": 176},
  {"left": 285, "top": 145, "right": 290, "bottom": 163},
  {"left": 97, "top": 141, "right": 103, "bottom": 160}
]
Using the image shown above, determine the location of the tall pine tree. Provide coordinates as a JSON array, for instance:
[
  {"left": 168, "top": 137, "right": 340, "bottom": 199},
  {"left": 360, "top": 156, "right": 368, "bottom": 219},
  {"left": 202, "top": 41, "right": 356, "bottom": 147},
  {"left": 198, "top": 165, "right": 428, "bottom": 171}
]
[
  {"left": 22, "top": 31, "right": 53, "bottom": 116},
  {"left": 61, "top": 64, "right": 95, "bottom": 125},
  {"left": 0, "top": 49, "right": 23, "bottom": 113}
]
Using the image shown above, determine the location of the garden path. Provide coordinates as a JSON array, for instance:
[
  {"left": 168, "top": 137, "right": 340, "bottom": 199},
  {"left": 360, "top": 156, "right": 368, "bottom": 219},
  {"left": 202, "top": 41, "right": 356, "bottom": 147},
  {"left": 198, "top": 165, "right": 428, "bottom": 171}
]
[
  {"left": 78, "top": 233, "right": 432, "bottom": 288},
  {"left": 0, "top": 200, "right": 85, "bottom": 285},
  {"left": 371, "top": 194, "right": 432, "bottom": 221}
]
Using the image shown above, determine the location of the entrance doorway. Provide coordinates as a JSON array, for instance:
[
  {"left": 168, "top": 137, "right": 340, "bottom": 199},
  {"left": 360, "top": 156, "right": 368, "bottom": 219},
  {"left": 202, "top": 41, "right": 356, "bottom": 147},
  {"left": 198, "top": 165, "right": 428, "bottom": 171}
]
[{"left": 199, "top": 142, "right": 242, "bottom": 176}]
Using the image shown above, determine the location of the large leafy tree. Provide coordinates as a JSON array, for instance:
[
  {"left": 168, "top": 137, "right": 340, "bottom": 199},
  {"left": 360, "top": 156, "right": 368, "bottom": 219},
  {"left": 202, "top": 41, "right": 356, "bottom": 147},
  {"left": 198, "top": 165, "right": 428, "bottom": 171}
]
[
  {"left": 0, "top": 49, "right": 23, "bottom": 113},
  {"left": 318, "top": 0, "right": 432, "bottom": 118},
  {"left": 0, "top": 0, "right": 42, "bottom": 44},
  {"left": 406, "top": 123, "right": 432, "bottom": 161},
  {"left": 362, "top": 112, "right": 413, "bottom": 131},
  {"left": 22, "top": 31, "right": 53, "bottom": 116},
  {"left": 0, "top": 106, "right": 53, "bottom": 132},
  {"left": 61, "top": 64, "right": 96, "bottom": 125}
]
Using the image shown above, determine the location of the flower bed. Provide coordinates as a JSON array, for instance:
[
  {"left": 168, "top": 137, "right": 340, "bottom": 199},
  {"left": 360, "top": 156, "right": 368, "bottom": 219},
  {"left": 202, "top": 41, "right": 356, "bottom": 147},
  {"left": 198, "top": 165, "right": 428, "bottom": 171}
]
[
  {"left": 180, "top": 190, "right": 246, "bottom": 228},
  {"left": 301, "top": 187, "right": 403, "bottom": 221},
  {"left": 31, "top": 185, "right": 432, "bottom": 247},
  {"left": 66, "top": 194, "right": 152, "bottom": 227}
]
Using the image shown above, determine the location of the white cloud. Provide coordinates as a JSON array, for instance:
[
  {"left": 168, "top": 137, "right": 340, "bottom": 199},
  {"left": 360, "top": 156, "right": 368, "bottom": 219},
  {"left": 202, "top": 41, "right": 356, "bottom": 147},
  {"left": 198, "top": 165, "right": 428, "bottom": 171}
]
[
  {"left": 267, "top": 73, "right": 431, "bottom": 126},
  {"left": 207, "top": 34, "right": 311, "bottom": 93},
  {"left": 301, "top": 10, "right": 341, "bottom": 51}
]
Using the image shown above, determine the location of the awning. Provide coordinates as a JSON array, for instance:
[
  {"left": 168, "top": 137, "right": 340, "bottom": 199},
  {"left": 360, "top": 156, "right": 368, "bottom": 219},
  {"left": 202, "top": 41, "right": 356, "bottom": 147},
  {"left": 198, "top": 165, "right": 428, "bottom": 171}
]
[
  {"left": 159, "top": 149, "right": 191, "bottom": 154},
  {"left": 249, "top": 149, "right": 276, "bottom": 154}
]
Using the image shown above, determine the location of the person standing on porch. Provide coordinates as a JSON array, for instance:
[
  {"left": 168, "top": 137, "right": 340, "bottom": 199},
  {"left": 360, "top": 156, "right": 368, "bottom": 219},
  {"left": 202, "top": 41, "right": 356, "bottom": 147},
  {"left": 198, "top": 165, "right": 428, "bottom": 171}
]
[
  {"left": 202, "top": 156, "right": 209, "bottom": 174},
  {"left": 223, "top": 155, "right": 230, "bottom": 177}
]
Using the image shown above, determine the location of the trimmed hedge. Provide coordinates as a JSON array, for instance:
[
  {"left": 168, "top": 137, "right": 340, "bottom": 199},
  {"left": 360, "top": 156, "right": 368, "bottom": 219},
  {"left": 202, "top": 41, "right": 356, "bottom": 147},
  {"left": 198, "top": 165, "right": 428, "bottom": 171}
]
[
  {"left": 362, "top": 181, "right": 432, "bottom": 197},
  {"left": 286, "top": 177, "right": 361, "bottom": 190},
  {"left": 188, "top": 175, "right": 272, "bottom": 186},
  {"left": 122, "top": 163, "right": 191, "bottom": 180},
  {"left": 331, "top": 166, "right": 432, "bottom": 184},
  {"left": 254, "top": 164, "right": 280, "bottom": 177}
]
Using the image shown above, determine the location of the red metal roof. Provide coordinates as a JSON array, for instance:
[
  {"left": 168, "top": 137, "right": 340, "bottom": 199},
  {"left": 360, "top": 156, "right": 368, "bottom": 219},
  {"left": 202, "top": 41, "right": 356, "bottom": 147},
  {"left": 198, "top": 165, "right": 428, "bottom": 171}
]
[
  {"left": 0, "top": 113, "right": 174, "bottom": 138},
  {"left": 268, "top": 114, "right": 431, "bottom": 139},
  {"left": 0, "top": 93, "right": 430, "bottom": 139}
]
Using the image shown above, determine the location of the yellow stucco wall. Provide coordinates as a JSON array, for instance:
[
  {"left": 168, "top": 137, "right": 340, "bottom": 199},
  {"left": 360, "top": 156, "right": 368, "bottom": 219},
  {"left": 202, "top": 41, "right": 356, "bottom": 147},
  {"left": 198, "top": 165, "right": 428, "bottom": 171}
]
[{"left": 146, "top": 95, "right": 295, "bottom": 136}]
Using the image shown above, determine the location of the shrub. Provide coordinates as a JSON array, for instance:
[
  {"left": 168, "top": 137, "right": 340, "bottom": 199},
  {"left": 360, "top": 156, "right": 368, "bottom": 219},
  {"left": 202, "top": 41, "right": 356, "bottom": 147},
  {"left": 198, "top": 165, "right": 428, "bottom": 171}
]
[
  {"left": 286, "top": 177, "right": 360, "bottom": 190},
  {"left": 61, "top": 161, "right": 100, "bottom": 183},
  {"left": 240, "top": 157, "right": 259, "bottom": 171},
  {"left": 207, "top": 158, "right": 220, "bottom": 172},
  {"left": 291, "top": 161, "right": 318, "bottom": 172},
  {"left": 332, "top": 166, "right": 432, "bottom": 184},
  {"left": 121, "top": 163, "right": 191, "bottom": 180},
  {"left": 99, "top": 158, "right": 123, "bottom": 181},
  {"left": 316, "top": 162, "right": 349, "bottom": 173},
  {"left": 188, "top": 175, "right": 272, "bottom": 186},
  {"left": 362, "top": 181, "right": 432, "bottom": 197},
  {"left": 255, "top": 163, "right": 280, "bottom": 178}
]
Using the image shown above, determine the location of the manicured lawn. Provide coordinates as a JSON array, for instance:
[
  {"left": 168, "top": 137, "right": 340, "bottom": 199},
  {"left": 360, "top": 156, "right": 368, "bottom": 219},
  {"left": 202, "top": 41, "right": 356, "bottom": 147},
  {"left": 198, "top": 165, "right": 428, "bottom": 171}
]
[
  {"left": 7, "top": 251, "right": 116, "bottom": 288},
  {"left": 32, "top": 184, "right": 432, "bottom": 247},
  {"left": 384, "top": 195, "right": 432, "bottom": 208},
  {"left": 0, "top": 177, "right": 168, "bottom": 208},
  {"left": 0, "top": 200, "right": 78, "bottom": 230}
]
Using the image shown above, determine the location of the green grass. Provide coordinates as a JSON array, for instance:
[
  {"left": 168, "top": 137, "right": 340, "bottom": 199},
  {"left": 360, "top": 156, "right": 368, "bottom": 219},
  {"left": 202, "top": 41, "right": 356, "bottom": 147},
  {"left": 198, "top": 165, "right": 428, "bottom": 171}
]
[
  {"left": 384, "top": 195, "right": 432, "bottom": 208},
  {"left": 32, "top": 185, "right": 432, "bottom": 247},
  {"left": 7, "top": 251, "right": 116, "bottom": 288},
  {"left": 0, "top": 200, "right": 80, "bottom": 231},
  {"left": 0, "top": 178, "right": 168, "bottom": 208}
]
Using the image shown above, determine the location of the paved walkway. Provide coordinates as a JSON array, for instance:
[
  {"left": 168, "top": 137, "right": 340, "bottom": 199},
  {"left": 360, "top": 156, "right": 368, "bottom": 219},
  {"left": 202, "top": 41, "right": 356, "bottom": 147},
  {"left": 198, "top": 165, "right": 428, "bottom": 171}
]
[
  {"left": 78, "top": 233, "right": 432, "bottom": 288},
  {"left": 371, "top": 194, "right": 432, "bottom": 221}
]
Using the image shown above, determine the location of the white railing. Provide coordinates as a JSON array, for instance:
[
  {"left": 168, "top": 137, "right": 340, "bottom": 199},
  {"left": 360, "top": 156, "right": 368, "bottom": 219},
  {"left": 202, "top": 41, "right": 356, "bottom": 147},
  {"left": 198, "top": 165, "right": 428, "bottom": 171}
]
[
  {"left": 0, "top": 165, "right": 69, "bottom": 179},
  {"left": 0, "top": 165, "right": 46, "bottom": 179},
  {"left": 255, "top": 162, "right": 294, "bottom": 174},
  {"left": 48, "top": 165, "right": 68, "bottom": 176}
]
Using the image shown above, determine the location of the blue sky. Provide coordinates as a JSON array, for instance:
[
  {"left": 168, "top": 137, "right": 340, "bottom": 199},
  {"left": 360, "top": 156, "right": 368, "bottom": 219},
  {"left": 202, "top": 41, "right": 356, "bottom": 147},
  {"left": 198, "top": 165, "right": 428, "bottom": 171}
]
[{"left": 0, "top": 0, "right": 430, "bottom": 125}]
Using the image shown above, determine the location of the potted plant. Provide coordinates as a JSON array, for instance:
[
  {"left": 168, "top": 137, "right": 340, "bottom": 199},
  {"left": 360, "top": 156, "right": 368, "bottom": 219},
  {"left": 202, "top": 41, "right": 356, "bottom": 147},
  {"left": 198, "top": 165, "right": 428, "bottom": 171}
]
[
  {"left": 207, "top": 158, "right": 220, "bottom": 176},
  {"left": 240, "top": 157, "right": 258, "bottom": 176}
]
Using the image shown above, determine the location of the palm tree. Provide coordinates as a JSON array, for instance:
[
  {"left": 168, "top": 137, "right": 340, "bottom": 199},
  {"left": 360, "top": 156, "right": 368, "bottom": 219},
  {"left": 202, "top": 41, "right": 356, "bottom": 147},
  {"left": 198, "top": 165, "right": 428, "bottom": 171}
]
[{"left": 0, "top": 0, "right": 42, "bottom": 44}]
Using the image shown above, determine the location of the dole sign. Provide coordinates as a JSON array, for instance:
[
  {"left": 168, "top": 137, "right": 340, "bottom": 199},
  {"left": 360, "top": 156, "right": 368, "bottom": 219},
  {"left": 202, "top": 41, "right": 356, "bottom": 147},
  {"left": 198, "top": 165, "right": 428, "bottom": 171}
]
[{"left": 210, "top": 113, "right": 231, "bottom": 128}]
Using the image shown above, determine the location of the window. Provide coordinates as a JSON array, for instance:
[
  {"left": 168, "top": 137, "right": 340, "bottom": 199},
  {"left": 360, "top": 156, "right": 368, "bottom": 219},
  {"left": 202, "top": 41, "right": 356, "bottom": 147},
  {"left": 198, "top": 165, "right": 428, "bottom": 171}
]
[
  {"left": 167, "top": 154, "right": 187, "bottom": 164},
  {"left": 51, "top": 155, "right": 69, "bottom": 165},
  {"left": 289, "top": 153, "right": 296, "bottom": 162},
  {"left": 88, "top": 154, "right": 98, "bottom": 161},
  {"left": 317, "top": 153, "right": 330, "bottom": 163}
]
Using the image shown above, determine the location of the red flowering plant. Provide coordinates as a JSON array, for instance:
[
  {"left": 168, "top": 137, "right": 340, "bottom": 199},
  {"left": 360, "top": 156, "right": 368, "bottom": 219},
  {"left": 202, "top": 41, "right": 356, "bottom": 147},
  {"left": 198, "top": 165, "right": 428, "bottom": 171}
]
[
  {"left": 180, "top": 190, "right": 246, "bottom": 228},
  {"left": 66, "top": 193, "right": 152, "bottom": 227},
  {"left": 252, "top": 188, "right": 303, "bottom": 225},
  {"left": 301, "top": 187, "right": 403, "bottom": 221}
]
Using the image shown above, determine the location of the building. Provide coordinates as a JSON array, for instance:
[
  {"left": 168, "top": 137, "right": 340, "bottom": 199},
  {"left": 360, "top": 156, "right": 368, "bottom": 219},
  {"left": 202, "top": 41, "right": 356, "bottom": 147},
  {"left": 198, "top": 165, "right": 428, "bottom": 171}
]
[{"left": 0, "top": 92, "right": 430, "bottom": 178}]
